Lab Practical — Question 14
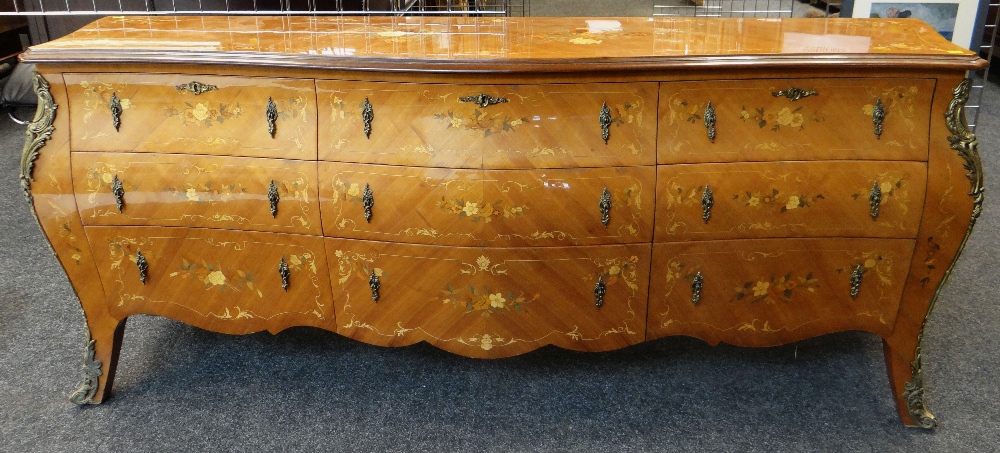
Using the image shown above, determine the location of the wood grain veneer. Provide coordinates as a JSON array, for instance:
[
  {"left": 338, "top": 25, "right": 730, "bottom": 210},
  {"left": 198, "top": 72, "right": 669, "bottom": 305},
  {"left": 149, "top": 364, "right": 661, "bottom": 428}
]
[{"left": 18, "top": 16, "right": 985, "bottom": 428}]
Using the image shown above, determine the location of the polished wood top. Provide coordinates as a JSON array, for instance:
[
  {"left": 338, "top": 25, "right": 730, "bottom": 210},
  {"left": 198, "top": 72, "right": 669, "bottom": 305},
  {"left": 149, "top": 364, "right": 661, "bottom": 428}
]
[{"left": 22, "top": 16, "right": 985, "bottom": 71}]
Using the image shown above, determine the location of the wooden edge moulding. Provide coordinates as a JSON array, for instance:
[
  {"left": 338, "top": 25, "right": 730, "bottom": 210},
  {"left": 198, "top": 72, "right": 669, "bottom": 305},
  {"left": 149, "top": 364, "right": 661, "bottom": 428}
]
[{"left": 17, "top": 16, "right": 988, "bottom": 429}]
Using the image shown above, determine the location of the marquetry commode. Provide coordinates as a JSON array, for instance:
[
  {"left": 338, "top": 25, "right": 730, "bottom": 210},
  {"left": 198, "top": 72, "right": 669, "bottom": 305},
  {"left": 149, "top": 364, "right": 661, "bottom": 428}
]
[{"left": 18, "top": 16, "right": 985, "bottom": 428}]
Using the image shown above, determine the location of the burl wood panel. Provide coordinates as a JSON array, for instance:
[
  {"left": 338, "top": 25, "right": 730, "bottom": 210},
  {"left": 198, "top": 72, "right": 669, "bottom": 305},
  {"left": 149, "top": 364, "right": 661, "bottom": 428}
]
[
  {"left": 85, "top": 226, "right": 335, "bottom": 334},
  {"left": 658, "top": 78, "right": 935, "bottom": 164},
  {"left": 654, "top": 161, "right": 927, "bottom": 241},
  {"left": 72, "top": 152, "right": 322, "bottom": 235},
  {"left": 64, "top": 73, "right": 317, "bottom": 159},
  {"left": 481, "top": 166, "right": 656, "bottom": 246},
  {"left": 328, "top": 239, "right": 651, "bottom": 358},
  {"left": 318, "top": 162, "right": 484, "bottom": 247},
  {"left": 648, "top": 238, "right": 915, "bottom": 346},
  {"left": 316, "top": 80, "right": 656, "bottom": 168},
  {"left": 26, "top": 74, "right": 125, "bottom": 403}
]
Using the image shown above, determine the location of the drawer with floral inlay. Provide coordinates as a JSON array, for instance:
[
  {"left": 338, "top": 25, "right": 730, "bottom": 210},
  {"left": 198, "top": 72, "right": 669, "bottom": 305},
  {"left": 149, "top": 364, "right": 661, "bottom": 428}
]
[
  {"left": 85, "top": 226, "right": 335, "bottom": 335},
  {"left": 318, "top": 162, "right": 655, "bottom": 246},
  {"left": 72, "top": 152, "right": 322, "bottom": 235},
  {"left": 327, "top": 238, "right": 651, "bottom": 358},
  {"left": 647, "top": 237, "right": 916, "bottom": 347},
  {"left": 653, "top": 160, "right": 927, "bottom": 242},
  {"left": 64, "top": 73, "right": 316, "bottom": 159},
  {"left": 658, "top": 78, "right": 935, "bottom": 164},
  {"left": 316, "top": 80, "right": 657, "bottom": 168}
]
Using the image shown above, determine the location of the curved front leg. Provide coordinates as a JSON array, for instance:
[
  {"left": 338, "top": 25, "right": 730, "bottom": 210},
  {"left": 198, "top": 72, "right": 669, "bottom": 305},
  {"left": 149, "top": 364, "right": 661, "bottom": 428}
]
[{"left": 21, "top": 72, "right": 124, "bottom": 404}]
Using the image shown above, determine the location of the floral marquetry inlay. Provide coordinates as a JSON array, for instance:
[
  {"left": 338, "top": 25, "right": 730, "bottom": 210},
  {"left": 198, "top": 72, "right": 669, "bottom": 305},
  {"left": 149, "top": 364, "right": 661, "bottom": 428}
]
[
  {"left": 434, "top": 109, "right": 528, "bottom": 137},
  {"left": 731, "top": 271, "right": 821, "bottom": 303}
]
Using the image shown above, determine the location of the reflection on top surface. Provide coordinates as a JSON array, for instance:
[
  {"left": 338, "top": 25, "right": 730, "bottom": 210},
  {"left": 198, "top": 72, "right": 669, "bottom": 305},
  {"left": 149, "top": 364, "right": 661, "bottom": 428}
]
[{"left": 31, "top": 16, "right": 975, "bottom": 62}]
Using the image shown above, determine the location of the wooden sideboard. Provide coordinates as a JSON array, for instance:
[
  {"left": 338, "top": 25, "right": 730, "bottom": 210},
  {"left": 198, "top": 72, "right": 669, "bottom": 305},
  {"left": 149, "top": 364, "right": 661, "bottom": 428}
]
[{"left": 18, "top": 16, "right": 986, "bottom": 428}]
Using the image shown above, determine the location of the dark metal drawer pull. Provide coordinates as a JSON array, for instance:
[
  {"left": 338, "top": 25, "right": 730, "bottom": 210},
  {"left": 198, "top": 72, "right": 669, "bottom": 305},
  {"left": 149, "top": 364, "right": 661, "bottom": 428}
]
[
  {"left": 850, "top": 264, "right": 864, "bottom": 299},
  {"left": 111, "top": 174, "right": 125, "bottom": 213},
  {"left": 701, "top": 185, "right": 714, "bottom": 223},
  {"left": 599, "top": 187, "right": 612, "bottom": 227},
  {"left": 872, "top": 97, "right": 886, "bottom": 140},
  {"left": 599, "top": 102, "right": 612, "bottom": 144},
  {"left": 362, "top": 183, "right": 374, "bottom": 223},
  {"left": 369, "top": 270, "right": 381, "bottom": 302},
  {"left": 594, "top": 275, "right": 606, "bottom": 309},
  {"left": 279, "top": 258, "right": 290, "bottom": 291},
  {"left": 704, "top": 101, "right": 716, "bottom": 143},
  {"left": 110, "top": 92, "right": 122, "bottom": 132},
  {"left": 692, "top": 271, "right": 704, "bottom": 306},
  {"left": 362, "top": 97, "right": 374, "bottom": 139},
  {"left": 268, "top": 180, "right": 279, "bottom": 218},
  {"left": 136, "top": 251, "right": 148, "bottom": 285},
  {"left": 869, "top": 181, "right": 882, "bottom": 220},
  {"left": 266, "top": 97, "right": 278, "bottom": 138}
]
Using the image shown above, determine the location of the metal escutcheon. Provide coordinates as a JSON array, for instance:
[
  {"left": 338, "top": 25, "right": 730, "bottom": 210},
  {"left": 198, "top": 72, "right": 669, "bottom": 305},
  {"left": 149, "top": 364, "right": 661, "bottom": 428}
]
[
  {"left": 279, "top": 258, "right": 290, "bottom": 291},
  {"left": 594, "top": 275, "right": 606, "bottom": 309},
  {"left": 176, "top": 81, "right": 218, "bottom": 95},
  {"left": 771, "top": 87, "right": 818, "bottom": 101},
  {"left": 460, "top": 93, "right": 509, "bottom": 108},
  {"left": 362, "top": 97, "right": 374, "bottom": 139}
]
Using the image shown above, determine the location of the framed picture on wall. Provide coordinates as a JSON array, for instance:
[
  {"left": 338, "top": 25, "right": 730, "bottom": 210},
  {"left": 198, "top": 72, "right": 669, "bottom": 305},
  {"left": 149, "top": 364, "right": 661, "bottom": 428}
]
[{"left": 851, "top": 0, "right": 979, "bottom": 48}]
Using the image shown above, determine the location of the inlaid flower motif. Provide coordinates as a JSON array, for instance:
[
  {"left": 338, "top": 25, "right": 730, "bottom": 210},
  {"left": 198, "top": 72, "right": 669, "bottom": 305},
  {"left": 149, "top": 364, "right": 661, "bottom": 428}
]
[
  {"left": 186, "top": 188, "right": 200, "bottom": 202},
  {"left": 785, "top": 196, "right": 800, "bottom": 210},
  {"left": 347, "top": 183, "right": 361, "bottom": 198},
  {"left": 476, "top": 255, "right": 491, "bottom": 271},
  {"left": 437, "top": 197, "right": 527, "bottom": 223},
  {"left": 433, "top": 110, "right": 529, "bottom": 137},
  {"left": 462, "top": 202, "right": 480, "bottom": 216},
  {"left": 489, "top": 293, "right": 506, "bottom": 309},
  {"left": 748, "top": 196, "right": 760, "bottom": 207},
  {"left": 732, "top": 271, "right": 820, "bottom": 304},
  {"left": 205, "top": 270, "right": 227, "bottom": 286},
  {"left": 737, "top": 189, "right": 823, "bottom": 213},
  {"left": 739, "top": 104, "right": 819, "bottom": 131},
  {"left": 192, "top": 103, "right": 211, "bottom": 121}
]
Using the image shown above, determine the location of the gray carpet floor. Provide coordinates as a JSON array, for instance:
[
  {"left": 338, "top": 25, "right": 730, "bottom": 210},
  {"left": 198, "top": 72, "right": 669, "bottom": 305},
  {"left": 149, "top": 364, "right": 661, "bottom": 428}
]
[{"left": 2, "top": 83, "right": 999, "bottom": 451}]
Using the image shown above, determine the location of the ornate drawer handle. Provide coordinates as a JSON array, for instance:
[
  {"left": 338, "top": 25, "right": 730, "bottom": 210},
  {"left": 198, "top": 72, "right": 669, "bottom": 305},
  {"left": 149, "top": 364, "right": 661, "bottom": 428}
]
[
  {"left": 279, "top": 258, "right": 290, "bottom": 291},
  {"left": 599, "top": 187, "right": 612, "bottom": 227},
  {"left": 594, "top": 275, "right": 606, "bottom": 309},
  {"left": 110, "top": 92, "right": 122, "bottom": 132},
  {"left": 869, "top": 180, "right": 882, "bottom": 220},
  {"left": 268, "top": 180, "right": 279, "bottom": 218},
  {"left": 111, "top": 174, "right": 125, "bottom": 213},
  {"left": 872, "top": 97, "right": 886, "bottom": 140},
  {"left": 362, "top": 97, "right": 374, "bottom": 139},
  {"left": 362, "top": 183, "right": 374, "bottom": 223},
  {"left": 136, "top": 250, "right": 148, "bottom": 285},
  {"left": 772, "top": 87, "right": 818, "bottom": 101},
  {"left": 704, "top": 101, "right": 716, "bottom": 143},
  {"left": 460, "top": 93, "right": 508, "bottom": 108},
  {"left": 701, "top": 184, "right": 714, "bottom": 223},
  {"left": 691, "top": 271, "right": 703, "bottom": 306},
  {"left": 599, "top": 102, "right": 612, "bottom": 144},
  {"left": 175, "top": 81, "right": 218, "bottom": 95},
  {"left": 369, "top": 269, "right": 381, "bottom": 302},
  {"left": 850, "top": 264, "right": 864, "bottom": 299},
  {"left": 266, "top": 97, "right": 278, "bottom": 138}
]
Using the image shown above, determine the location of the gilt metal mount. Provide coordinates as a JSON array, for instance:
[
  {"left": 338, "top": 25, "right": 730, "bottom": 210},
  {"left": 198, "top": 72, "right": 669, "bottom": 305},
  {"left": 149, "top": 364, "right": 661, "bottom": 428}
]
[
  {"left": 704, "top": 101, "right": 716, "bottom": 143},
  {"left": 279, "top": 258, "right": 290, "bottom": 291},
  {"left": 109, "top": 92, "right": 122, "bottom": 132},
  {"left": 68, "top": 327, "right": 103, "bottom": 405},
  {"left": 849, "top": 264, "right": 863, "bottom": 299},
  {"left": 692, "top": 271, "right": 704, "bottom": 306},
  {"left": 460, "top": 93, "right": 509, "bottom": 108},
  {"left": 111, "top": 175, "right": 125, "bottom": 212},
  {"left": 701, "top": 185, "right": 714, "bottom": 223},
  {"left": 266, "top": 97, "right": 278, "bottom": 138},
  {"left": 136, "top": 250, "right": 148, "bottom": 285},
  {"left": 362, "top": 184, "right": 374, "bottom": 223},
  {"left": 268, "top": 180, "right": 279, "bottom": 218},
  {"left": 872, "top": 97, "right": 886, "bottom": 140},
  {"left": 362, "top": 97, "right": 374, "bottom": 139},
  {"left": 369, "top": 269, "right": 381, "bottom": 302},
  {"left": 869, "top": 181, "right": 882, "bottom": 220}
]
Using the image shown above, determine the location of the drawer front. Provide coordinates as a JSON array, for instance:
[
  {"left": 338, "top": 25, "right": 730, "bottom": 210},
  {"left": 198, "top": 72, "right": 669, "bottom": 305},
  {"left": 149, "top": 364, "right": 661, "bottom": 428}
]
[
  {"left": 319, "top": 162, "right": 484, "bottom": 246},
  {"left": 317, "top": 81, "right": 657, "bottom": 168},
  {"left": 654, "top": 161, "right": 927, "bottom": 241},
  {"left": 73, "top": 153, "right": 322, "bottom": 235},
  {"left": 658, "top": 78, "right": 934, "bottom": 163},
  {"left": 328, "top": 239, "right": 651, "bottom": 358},
  {"left": 647, "top": 238, "right": 915, "bottom": 346},
  {"left": 86, "top": 227, "right": 335, "bottom": 334},
  {"left": 482, "top": 166, "right": 656, "bottom": 246},
  {"left": 65, "top": 73, "right": 317, "bottom": 159}
]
